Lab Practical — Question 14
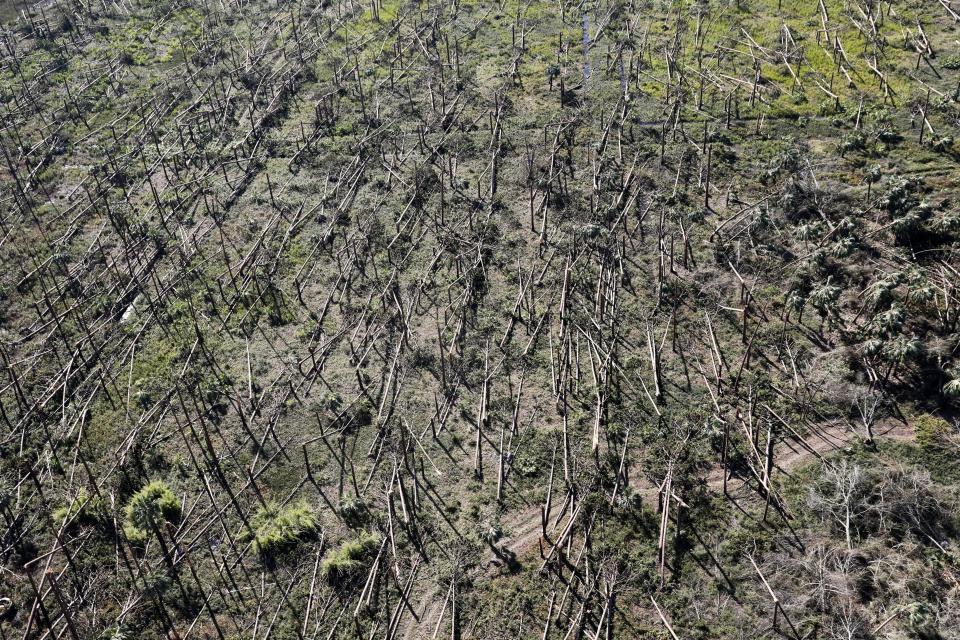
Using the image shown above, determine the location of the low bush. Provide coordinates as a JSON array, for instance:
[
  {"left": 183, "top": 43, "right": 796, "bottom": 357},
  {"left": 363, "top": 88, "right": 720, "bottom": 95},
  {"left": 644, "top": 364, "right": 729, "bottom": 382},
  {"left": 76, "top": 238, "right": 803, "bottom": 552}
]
[
  {"left": 913, "top": 414, "right": 951, "bottom": 450},
  {"left": 123, "top": 481, "right": 182, "bottom": 544},
  {"left": 246, "top": 502, "right": 320, "bottom": 555},
  {"left": 52, "top": 489, "right": 102, "bottom": 528},
  {"left": 321, "top": 531, "right": 381, "bottom": 586}
]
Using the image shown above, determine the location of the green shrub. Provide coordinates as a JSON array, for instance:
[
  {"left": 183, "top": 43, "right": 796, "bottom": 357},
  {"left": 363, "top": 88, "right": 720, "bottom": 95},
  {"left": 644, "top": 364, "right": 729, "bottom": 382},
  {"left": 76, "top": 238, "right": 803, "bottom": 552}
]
[
  {"left": 338, "top": 497, "right": 369, "bottom": 528},
  {"left": 913, "top": 414, "right": 951, "bottom": 450},
  {"left": 123, "top": 481, "right": 182, "bottom": 544},
  {"left": 942, "top": 53, "right": 960, "bottom": 70},
  {"left": 321, "top": 531, "right": 381, "bottom": 586},
  {"left": 52, "top": 490, "right": 102, "bottom": 528},
  {"left": 353, "top": 400, "right": 373, "bottom": 428},
  {"left": 245, "top": 502, "right": 320, "bottom": 555}
]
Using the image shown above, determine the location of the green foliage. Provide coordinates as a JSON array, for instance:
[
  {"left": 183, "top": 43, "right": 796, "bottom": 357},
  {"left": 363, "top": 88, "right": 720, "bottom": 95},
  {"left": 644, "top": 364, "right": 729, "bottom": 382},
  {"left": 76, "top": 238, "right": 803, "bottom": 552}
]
[
  {"left": 905, "top": 601, "right": 938, "bottom": 638},
  {"left": 913, "top": 414, "right": 952, "bottom": 451},
  {"left": 123, "top": 481, "right": 182, "bottom": 544},
  {"left": 942, "top": 54, "right": 960, "bottom": 70},
  {"left": 352, "top": 400, "right": 373, "bottom": 428},
  {"left": 52, "top": 490, "right": 102, "bottom": 528},
  {"left": 809, "top": 278, "right": 841, "bottom": 318},
  {"left": 321, "top": 531, "right": 381, "bottom": 586},
  {"left": 338, "top": 497, "right": 369, "bottom": 529},
  {"left": 245, "top": 502, "right": 320, "bottom": 555},
  {"left": 943, "top": 378, "right": 960, "bottom": 403},
  {"left": 6, "top": 0, "right": 960, "bottom": 636}
]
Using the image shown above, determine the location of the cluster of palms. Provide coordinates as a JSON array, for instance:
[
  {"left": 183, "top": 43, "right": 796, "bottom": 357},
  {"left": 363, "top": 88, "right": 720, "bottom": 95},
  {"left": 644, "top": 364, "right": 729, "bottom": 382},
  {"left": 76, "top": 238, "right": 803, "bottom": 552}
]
[{"left": 781, "top": 173, "right": 958, "bottom": 402}]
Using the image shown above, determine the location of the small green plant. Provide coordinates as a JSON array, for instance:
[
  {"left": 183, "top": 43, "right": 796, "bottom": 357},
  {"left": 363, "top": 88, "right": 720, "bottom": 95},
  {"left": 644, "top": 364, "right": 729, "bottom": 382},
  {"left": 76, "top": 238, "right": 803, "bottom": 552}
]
[
  {"left": 123, "top": 481, "right": 182, "bottom": 544},
  {"left": 546, "top": 64, "right": 560, "bottom": 90},
  {"left": 942, "top": 53, "right": 960, "bottom": 70},
  {"left": 338, "top": 497, "right": 369, "bottom": 528},
  {"left": 321, "top": 531, "right": 381, "bottom": 586},
  {"left": 52, "top": 490, "right": 102, "bottom": 528},
  {"left": 352, "top": 400, "right": 373, "bottom": 428},
  {"left": 245, "top": 502, "right": 320, "bottom": 555},
  {"left": 913, "top": 414, "right": 951, "bottom": 451}
]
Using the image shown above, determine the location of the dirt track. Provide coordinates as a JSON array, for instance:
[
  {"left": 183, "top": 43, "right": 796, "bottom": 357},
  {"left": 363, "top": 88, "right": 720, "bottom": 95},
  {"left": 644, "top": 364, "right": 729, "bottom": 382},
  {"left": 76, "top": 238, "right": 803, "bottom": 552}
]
[
  {"left": 396, "top": 420, "right": 916, "bottom": 637},
  {"left": 499, "top": 420, "right": 915, "bottom": 557}
]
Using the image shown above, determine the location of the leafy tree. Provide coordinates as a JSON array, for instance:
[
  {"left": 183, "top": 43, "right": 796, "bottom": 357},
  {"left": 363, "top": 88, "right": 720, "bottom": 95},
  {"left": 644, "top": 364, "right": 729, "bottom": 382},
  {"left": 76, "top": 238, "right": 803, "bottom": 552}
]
[{"left": 810, "top": 277, "right": 842, "bottom": 329}]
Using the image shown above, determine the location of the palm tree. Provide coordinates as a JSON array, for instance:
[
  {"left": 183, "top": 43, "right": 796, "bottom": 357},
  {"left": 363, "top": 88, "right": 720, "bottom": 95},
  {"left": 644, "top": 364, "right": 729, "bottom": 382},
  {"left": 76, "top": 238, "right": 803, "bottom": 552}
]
[
  {"left": 830, "top": 236, "right": 856, "bottom": 258},
  {"left": 785, "top": 289, "right": 807, "bottom": 324},
  {"left": 870, "top": 304, "right": 905, "bottom": 338},
  {"left": 906, "top": 270, "right": 935, "bottom": 308},
  {"left": 123, "top": 480, "right": 182, "bottom": 545},
  {"left": 933, "top": 209, "right": 960, "bottom": 234},
  {"left": 123, "top": 481, "right": 190, "bottom": 604},
  {"left": 907, "top": 282, "right": 935, "bottom": 307},
  {"left": 795, "top": 221, "right": 821, "bottom": 248},
  {"left": 944, "top": 378, "right": 960, "bottom": 403},
  {"left": 881, "top": 335, "right": 923, "bottom": 385},
  {"left": 865, "top": 164, "right": 881, "bottom": 200},
  {"left": 546, "top": 64, "right": 560, "bottom": 91},
  {"left": 810, "top": 277, "right": 841, "bottom": 330}
]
